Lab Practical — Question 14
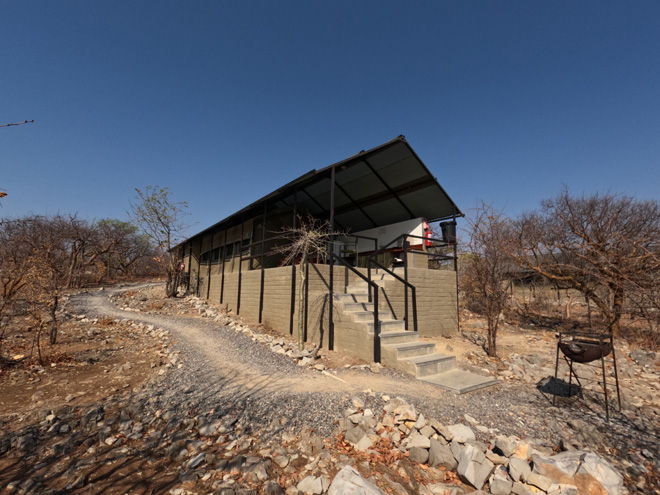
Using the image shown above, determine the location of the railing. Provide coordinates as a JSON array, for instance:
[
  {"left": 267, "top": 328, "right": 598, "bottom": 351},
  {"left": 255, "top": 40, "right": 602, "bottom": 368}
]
[
  {"left": 367, "top": 256, "right": 418, "bottom": 332},
  {"left": 366, "top": 233, "right": 456, "bottom": 334},
  {"left": 327, "top": 251, "right": 382, "bottom": 363}
]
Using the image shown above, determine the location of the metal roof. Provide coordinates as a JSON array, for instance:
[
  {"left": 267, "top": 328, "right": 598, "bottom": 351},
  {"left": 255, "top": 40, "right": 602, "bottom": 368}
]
[{"left": 185, "top": 136, "right": 462, "bottom": 242}]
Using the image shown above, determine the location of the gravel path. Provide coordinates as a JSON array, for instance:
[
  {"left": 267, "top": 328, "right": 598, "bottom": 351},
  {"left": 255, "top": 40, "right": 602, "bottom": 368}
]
[{"left": 69, "top": 285, "right": 659, "bottom": 486}]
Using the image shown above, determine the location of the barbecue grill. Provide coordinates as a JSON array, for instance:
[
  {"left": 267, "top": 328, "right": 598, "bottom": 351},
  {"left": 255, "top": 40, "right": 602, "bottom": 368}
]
[{"left": 553, "top": 332, "right": 621, "bottom": 422}]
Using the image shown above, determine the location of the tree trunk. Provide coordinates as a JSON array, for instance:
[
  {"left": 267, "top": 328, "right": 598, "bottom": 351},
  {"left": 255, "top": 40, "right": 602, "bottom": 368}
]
[
  {"left": 166, "top": 269, "right": 180, "bottom": 298},
  {"left": 297, "top": 254, "right": 307, "bottom": 351},
  {"left": 49, "top": 294, "right": 58, "bottom": 345},
  {"left": 487, "top": 320, "right": 497, "bottom": 357},
  {"left": 609, "top": 285, "right": 624, "bottom": 337}
]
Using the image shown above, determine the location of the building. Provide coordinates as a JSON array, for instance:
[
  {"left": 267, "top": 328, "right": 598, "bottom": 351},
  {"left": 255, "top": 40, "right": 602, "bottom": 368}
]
[{"left": 179, "top": 136, "right": 463, "bottom": 367}]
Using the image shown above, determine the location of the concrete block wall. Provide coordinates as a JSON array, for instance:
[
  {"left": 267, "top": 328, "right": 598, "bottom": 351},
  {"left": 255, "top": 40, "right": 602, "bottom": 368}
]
[
  {"left": 379, "top": 268, "right": 458, "bottom": 337},
  {"left": 191, "top": 262, "right": 457, "bottom": 361}
]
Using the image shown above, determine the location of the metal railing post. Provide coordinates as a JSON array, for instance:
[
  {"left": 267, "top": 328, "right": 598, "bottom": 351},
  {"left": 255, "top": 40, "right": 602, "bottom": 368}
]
[
  {"left": 403, "top": 236, "right": 409, "bottom": 330},
  {"left": 412, "top": 286, "right": 418, "bottom": 332},
  {"left": 373, "top": 288, "right": 380, "bottom": 363}
]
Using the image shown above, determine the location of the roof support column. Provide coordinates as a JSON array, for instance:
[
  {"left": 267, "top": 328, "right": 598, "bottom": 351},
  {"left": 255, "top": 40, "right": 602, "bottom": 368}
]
[
  {"left": 187, "top": 243, "right": 192, "bottom": 292},
  {"left": 220, "top": 229, "right": 227, "bottom": 304},
  {"left": 259, "top": 202, "right": 267, "bottom": 323},
  {"left": 237, "top": 215, "right": 244, "bottom": 315},
  {"left": 195, "top": 237, "right": 201, "bottom": 297},
  {"left": 329, "top": 167, "right": 335, "bottom": 350},
  {"left": 206, "top": 233, "right": 214, "bottom": 300},
  {"left": 289, "top": 189, "right": 298, "bottom": 336}
]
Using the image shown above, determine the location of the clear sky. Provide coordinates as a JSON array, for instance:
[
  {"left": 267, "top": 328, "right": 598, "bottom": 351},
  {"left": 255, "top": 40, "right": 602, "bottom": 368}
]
[{"left": 2, "top": 1, "right": 659, "bottom": 237}]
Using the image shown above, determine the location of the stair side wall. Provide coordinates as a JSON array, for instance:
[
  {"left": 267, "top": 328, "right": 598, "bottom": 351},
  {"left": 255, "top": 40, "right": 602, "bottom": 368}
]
[{"left": 380, "top": 268, "right": 458, "bottom": 337}]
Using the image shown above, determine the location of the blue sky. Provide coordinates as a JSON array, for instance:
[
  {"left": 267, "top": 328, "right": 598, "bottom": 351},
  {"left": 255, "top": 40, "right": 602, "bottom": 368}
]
[{"left": 2, "top": 1, "right": 659, "bottom": 237}]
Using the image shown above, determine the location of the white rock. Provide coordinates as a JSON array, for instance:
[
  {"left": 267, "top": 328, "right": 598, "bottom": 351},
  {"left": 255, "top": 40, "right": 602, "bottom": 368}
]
[{"left": 327, "top": 465, "right": 386, "bottom": 495}]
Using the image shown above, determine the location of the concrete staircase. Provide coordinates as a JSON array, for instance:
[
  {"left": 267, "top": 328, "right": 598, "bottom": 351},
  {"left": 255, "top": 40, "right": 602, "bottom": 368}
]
[{"left": 334, "top": 274, "right": 498, "bottom": 394}]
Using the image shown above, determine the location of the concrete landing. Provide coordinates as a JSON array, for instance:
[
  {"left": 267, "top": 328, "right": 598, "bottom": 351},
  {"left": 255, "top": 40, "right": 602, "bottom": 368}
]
[{"left": 420, "top": 368, "right": 500, "bottom": 394}]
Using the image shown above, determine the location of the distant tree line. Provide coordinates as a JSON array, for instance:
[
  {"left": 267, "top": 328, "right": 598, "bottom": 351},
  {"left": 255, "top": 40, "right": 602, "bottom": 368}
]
[
  {"left": 0, "top": 214, "right": 160, "bottom": 360},
  {"left": 460, "top": 189, "right": 660, "bottom": 356}
]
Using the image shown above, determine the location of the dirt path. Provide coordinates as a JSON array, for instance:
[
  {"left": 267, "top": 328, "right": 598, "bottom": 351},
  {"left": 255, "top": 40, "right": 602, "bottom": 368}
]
[{"left": 74, "top": 285, "right": 447, "bottom": 400}]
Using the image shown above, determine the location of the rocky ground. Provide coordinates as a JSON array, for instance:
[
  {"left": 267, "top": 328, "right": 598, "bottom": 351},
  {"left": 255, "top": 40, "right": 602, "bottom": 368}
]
[{"left": 0, "top": 283, "right": 658, "bottom": 495}]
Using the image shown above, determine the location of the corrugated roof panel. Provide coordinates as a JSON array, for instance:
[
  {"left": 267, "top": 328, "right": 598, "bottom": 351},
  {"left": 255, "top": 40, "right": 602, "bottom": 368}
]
[
  {"left": 367, "top": 141, "right": 411, "bottom": 170},
  {"left": 179, "top": 137, "right": 462, "bottom": 246},
  {"left": 377, "top": 156, "right": 427, "bottom": 189},
  {"left": 362, "top": 198, "right": 411, "bottom": 226},
  {"left": 398, "top": 187, "right": 455, "bottom": 222}
]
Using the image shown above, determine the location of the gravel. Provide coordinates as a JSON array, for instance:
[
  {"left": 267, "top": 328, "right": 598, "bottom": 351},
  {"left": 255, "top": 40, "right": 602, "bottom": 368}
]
[{"left": 67, "top": 285, "right": 659, "bottom": 489}]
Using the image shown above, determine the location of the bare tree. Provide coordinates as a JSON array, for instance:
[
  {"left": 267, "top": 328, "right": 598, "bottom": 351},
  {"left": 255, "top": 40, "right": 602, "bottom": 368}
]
[
  {"left": 460, "top": 203, "right": 513, "bottom": 357},
  {"left": 0, "top": 220, "right": 30, "bottom": 356},
  {"left": 273, "top": 215, "right": 340, "bottom": 351},
  {"left": 513, "top": 189, "right": 660, "bottom": 337},
  {"left": 96, "top": 219, "right": 154, "bottom": 280},
  {"left": 130, "top": 186, "right": 189, "bottom": 297}
]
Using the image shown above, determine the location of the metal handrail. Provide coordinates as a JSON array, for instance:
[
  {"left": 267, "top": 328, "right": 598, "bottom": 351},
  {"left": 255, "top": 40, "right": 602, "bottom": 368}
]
[
  {"left": 367, "top": 257, "right": 418, "bottom": 332},
  {"left": 365, "top": 232, "right": 456, "bottom": 332},
  {"left": 327, "top": 252, "right": 382, "bottom": 363}
]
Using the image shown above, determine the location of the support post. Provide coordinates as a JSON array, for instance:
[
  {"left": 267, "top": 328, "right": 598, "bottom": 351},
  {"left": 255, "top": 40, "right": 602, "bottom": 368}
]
[
  {"left": 259, "top": 202, "right": 267, "bottom": 323},
  {"left": 454, "top": 237, "right": 460, "bottom": 334},
  {"left": 206, "top": 233, "right": 214, "bottom": 300},
  {"left": 373, "top": 288, "right": 380, "bottom": 363},
  {"left": 195, "top": 238, "right": 201, "bottom": 297},
  {"left": 329, "top": 167, "right": 335, "bottom": 350},
  {"left": 187, "top": 243, "right": 192, "bottom": 291},
  {"left": 403, "top": 237, "right": 409, "bottom": 330},
  {"left": 220, "top": 229, "right": 227, "bottom": 304},
  {"left": 304, "top": 256, "right": 309, "bottom": 343},
  {"left": 289, "top": 190, "right": 298, "bottom": 335},
  {"left": 237, "top": 217, "right": 244, "bottom": 315}
]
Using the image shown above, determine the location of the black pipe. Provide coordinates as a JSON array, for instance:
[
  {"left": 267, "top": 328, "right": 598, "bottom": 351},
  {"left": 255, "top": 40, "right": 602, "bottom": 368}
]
[
  {"left": 290, "top": 189, "right": 297, "bottom": 335},
  {"left": 220, "top": 229, "right": 227, "bottom": 304},
  {"left": 206, "top": 233, "right": 214, "bottom": 300},
  {"left": 329, "top": 166, "right": 335, "bottom": 350},
  {"left": 237, "top": 217, "right": 244, "bottom": 315},
  {"left": 259, "top": 202, "right": 267, "bottom": 323}
]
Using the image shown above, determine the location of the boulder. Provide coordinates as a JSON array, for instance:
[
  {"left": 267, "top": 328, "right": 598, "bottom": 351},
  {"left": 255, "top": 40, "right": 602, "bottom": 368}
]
[
  {"left": 428, "top": 438, "right": 458, "bottom": 471},
  {"left": 509, "top": 456, "right": 531, "bottom": 482},
  {"left": 494, "top": 435, "right": 520, "bottom": 458},
  {"left": 408, "top": 434, "right": 431, "bottom": 449},
  {"left": 327, "top": 465, "right": 386, "bottom": 495},
  {"left": 409, "top": 446, "right": 430, "bottom": 464},
  {"left": 447, "top": 424, "right": 475, "bottom": 443},
  {"left": 489, "top": 465, "right": 513, "bottom": 495},
  {"left": 532, "top": 451, "right": 624, "bottom": 495},
  {"left": 457, "top": 443, "right": 494, "bottom": 489},
  {"left": 297, "top": 475, "right": 327, "bottom": 494},
  {"left": 393, "top": 403, "right": 417, "bottom": 424}
]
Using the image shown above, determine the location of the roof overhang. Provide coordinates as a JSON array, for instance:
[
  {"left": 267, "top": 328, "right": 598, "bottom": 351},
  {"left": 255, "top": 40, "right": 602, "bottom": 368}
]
[{"left": 183, "top": 136, "right": 462, "bottom": 243}]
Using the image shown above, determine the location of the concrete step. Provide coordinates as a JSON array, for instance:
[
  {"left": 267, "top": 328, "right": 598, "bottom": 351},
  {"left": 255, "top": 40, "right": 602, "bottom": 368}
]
[
  {"left": 379, "top": 330, "right": 419, "bottom": 345},
  {"left": 344, "top": 285, "right": 369, "bottom": 294},
  {"left": 365, "top": 320, "right": 406, "bottom": 333},
  {"left": 347, "top": 279, "right": 389, "bottom": 292},
  {"left": 352, "top": 310, "right": 394, "bottom": 322},
  {"left": 342, "top": 301, "right": 375, "bottom": 312},
  {"left": 334, "top": 293, "right": 369, "bottom": 303},
  {"left": 384, "top": 341, "right": 436, "bottom": 359},
  {"left": 420, "top": 369, "right": 500, "bottom": 394},
  {"left": 403, "top": 354, "right": 456, "bottom": 378}
]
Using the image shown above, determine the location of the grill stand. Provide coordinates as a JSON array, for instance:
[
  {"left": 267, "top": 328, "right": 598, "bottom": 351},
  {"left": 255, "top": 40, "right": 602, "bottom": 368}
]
[{"left": 553, "top": 332, "right": 622, "bottom": 422}]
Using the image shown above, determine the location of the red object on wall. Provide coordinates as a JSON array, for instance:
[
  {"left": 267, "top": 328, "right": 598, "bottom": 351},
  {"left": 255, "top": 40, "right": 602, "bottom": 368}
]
[{"left": 423, "top": 221, "right": 432, "bottom": 247}]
